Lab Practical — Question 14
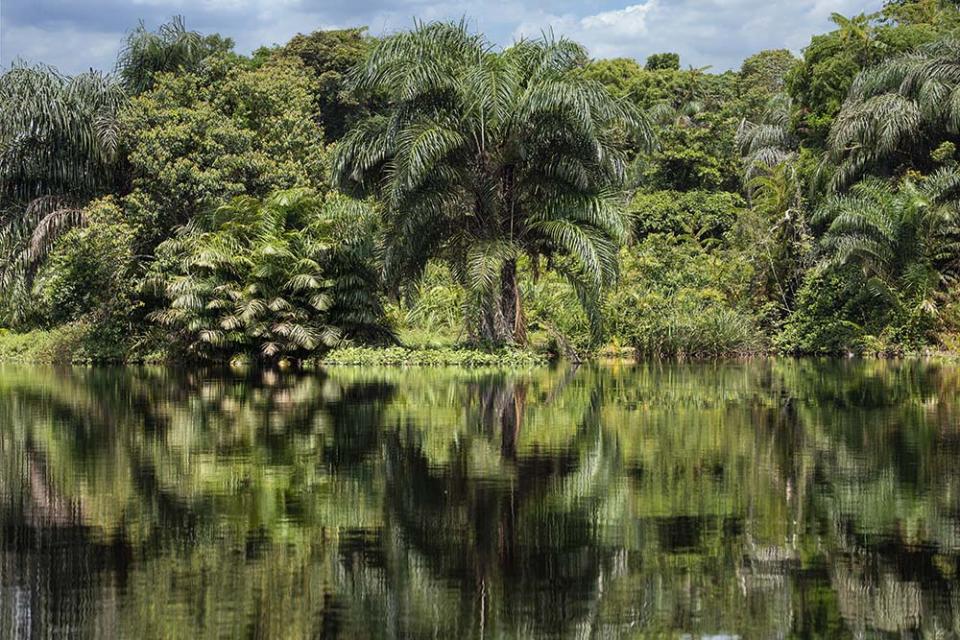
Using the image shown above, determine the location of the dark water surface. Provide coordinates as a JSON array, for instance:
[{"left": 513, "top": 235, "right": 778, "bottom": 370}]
[{"left": 0, "top": 360, "right": 958, "bottom": 638}]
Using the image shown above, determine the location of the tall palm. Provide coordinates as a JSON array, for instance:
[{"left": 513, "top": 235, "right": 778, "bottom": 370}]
[
  {"left": 0, "top": 63, "right": 124, "bottom": 321},
  {"left": 116, "top": 15, "right": 230, "bottom": 95},
  {"left": 743, "top": 162, "right": 810, "bottom": 313},
  {"left": 736, "top": 93, "right": 797, "bottom": 184},
  {"left": 828, "top": 37, "right": 960, "bottom": 189},
  {"left": 332, "top": 22, "right": 653, "bottom": 345},
  {"left": 815, "top": 170, "right": 960, "bottom": 326}
]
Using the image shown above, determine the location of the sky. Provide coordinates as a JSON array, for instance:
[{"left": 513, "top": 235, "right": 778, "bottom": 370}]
[{"left": 1, "top": 0, "right": 881, "bottom": 75}]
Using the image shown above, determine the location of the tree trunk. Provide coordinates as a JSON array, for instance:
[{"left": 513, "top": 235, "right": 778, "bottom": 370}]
[{"left": 476, "top": 259, "right": 526, "bottom": 346}]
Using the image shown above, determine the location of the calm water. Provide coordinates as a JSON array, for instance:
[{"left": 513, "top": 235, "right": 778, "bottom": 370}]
[{"left": 0, "top": 360, "right": 958, "bottom": 638}]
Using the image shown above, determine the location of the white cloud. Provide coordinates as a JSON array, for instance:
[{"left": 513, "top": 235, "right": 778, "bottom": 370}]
[
  {"left": 516, "top": 0, "right": 879, "bottom": 69},
  {"left": 580, "top": 2, "right": 655, "bottom": 38},
  {"left": 514, "top": 1, "right": 657, "bottom": 60}
]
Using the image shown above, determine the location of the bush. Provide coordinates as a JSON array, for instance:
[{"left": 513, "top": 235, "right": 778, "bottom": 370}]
[
  {"left": 150, "top": 189, "right": 389, "bottom": 363},
  {"left": 605, "top": 235, "right": 762, "bottom": 358},
  {"left": 521, "top": 264, "right": 595, "bottom": 358},
  {"left": 775, "top": 270, "right": 867, "bottom": 354},
  {"left": 622, "top": 295, "right": 761, "bottom": 358},
  {"left": 0, "top": 321, "right": 152, "bottom": 364},
  {"left": 33, "top": 197, "right": 138, "bottom": 327},
  {"left": 392, "top": 262, "right": 466, "bottom": 346}
]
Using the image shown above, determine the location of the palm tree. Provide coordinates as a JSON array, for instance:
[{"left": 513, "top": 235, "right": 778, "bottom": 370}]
[
  {"left": 828, "top": 37, "right": 960, "bottom": 189},
  {"left": 0, "top": 63, "right": 124, "bottom": 321},
  {"left": 736, "top": 93, "right": 797, "bottom": 183},
  {"left": 743, "top": 162, "right": 811, "bottom": 313},
  {"left": 830, "top": 12, "right": 878, "bottom": 65},
  {"left": 648, "top": 98, "right": 705, "bottom": 128},
  {"left": 814, "top": 170, "right": 960, "bottom": 330},
  {"left": 332, "top": 22, "right": 653, "bottom": 345},
  {"left": 150, "top": 189, "right": 385, "bottom": 363},
  {"left": 116, "top": 15, "right": 231, "bottom": 95}
]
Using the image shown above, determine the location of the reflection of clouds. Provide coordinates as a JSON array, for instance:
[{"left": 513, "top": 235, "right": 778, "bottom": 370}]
[{"left": 3, "top": 0, "right": 875, "bottom": 74}]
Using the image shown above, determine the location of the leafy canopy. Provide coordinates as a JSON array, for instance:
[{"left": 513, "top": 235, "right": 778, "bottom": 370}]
[
  {"left": 829, "top": 37, "right": 960, "bottom": 188},
  {"left": 117, "top": 15, "right": 234, "bottom": 95},
  {"left": 121, "top": 54, "right": 327, "bottom": 248},
  {"left": 274, "top": 27, "right": 378, "bottom": 142}
]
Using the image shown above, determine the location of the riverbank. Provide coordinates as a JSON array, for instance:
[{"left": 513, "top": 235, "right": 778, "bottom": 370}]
[
  {"left": 0, "top": 328, "right": 552, "bottom": 366},
  {"left": 4, "top": 326, "right": 958, "bottom": 366}
]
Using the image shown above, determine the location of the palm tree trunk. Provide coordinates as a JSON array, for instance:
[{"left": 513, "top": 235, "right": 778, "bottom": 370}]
[
  {"left": 499, "top": 259, "right": 526, "bottom": 345},
  {"left": 476, "top": 259, "right": 526, "bottom": 346}
]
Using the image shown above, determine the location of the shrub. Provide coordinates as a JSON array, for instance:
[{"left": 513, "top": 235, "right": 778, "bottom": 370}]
[
  {"left": 629, "top": 190, "right": 747, "bottom": 239},
  {"left": 33, "top": 197, "right": 138, "bottom": 327},
  {"left": 606, "top": 235, "right": 762, "bottom": 358},
  {"left": 775, "top": 270, "right": 865, "bottom": 355},
  {"left": 150, "top": 189, "right": 389, "bottom": 363}
]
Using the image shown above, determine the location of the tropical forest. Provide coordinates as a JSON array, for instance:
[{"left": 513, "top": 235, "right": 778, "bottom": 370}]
[
  {"left": 5, "top": 0, "right": 960, "bottom": 363},
  {"left": 6, "top": 2, "right": 960, "bottom": 638}
]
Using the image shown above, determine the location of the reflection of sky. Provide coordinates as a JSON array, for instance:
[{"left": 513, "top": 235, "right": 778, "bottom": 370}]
[{"left": 1, "top": 0, "right": 879, "bottom": 75}]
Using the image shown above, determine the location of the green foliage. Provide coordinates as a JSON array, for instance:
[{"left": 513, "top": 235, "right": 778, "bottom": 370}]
[
  {"left": 776, "top": 270, "right": 867, "bottom": 354},
  {"left": 645, "top": 52, "right": 680, "bottom": 71},
  {"left": 787, "top": 3, "right": 957, "bottom": 146},
  {"left": 120, "top": 53, "right": 326, "bottom": 249},
  {"left": 391, "top": 262, "right": 466, "bottom": 346},
  {"left": 116, "top": 16, "right": 233, "bottom": 94},
  {"left": 0, "top": 63, "right": 124, "bottom": 321},
  {"left": 738, "top": 162, "right": 812, "bottom": 317},
  {"left": 584, "top": 58, "right": 735, "bottom": 111},
  {"left": 584, "top": 57, "right": 741, "bottom": 191},
  {"left": 333, "top": 22, "right": 652, "bottom": 346},
  {"left": 10, "top": 11, "right": 960, "bottom": 362},
  {"left": 829, "top": 37, "right": 960, "bottom": 188},
  {"left": 778, "top": 168, "right": 960, "bottom": 354},
  {"left": 815, "top": 173, "right": 960, "bottom": 339},
  {"left": 738, "top": 50, "right": 797, "bottom": 115},
  {"left": 276, "top": 28, "right": 377, "bottom": 141},
  {"left": 320, "top": 345, "right": 546, "bottom": 366},
  {"left": 0, "top": 326, "right": 88, "bottom": 362},
  {"left": 639, "top": 121, "right": 737, "bottom": 190},
  {"left": 323, "top": 194, "right": 394, "bottom": 344},
  {"left": 33, "top": 197, "right": 138, "bottom": 327},
  {"left": 630, "top": 190, "right": 746, "bottom": 238},
  {"left": 150, "top": 189, "right": 387, "bottom": 362},
  {"left": 605, "top": 236, "right": 761, "bottom": 358},
  {"left": 736, "top": 91, "right": 796, "bottom": 183},
  {"left": 0, "top": 320, "right": 149, "bottom": 363},
  {"left": 521, "top": 262, "right": 595, "bottom": 357}
]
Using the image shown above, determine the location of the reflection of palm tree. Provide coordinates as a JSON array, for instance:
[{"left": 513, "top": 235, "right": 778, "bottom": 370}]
[{"left": 368, "top": 367, "right": 625, "bottom": 636}]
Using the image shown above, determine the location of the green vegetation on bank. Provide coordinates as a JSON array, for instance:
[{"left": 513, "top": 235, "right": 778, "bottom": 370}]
[
  {"left": 5, "top": 2, "right": 960, "bottom": 363},
  {"left": 320, "top": 346, "right": 547, "bottom": 367}
]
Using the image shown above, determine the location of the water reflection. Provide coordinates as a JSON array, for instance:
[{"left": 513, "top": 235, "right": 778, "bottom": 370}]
[{"left": 0, "top": 360, "right": 959, "bottom": 637}]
